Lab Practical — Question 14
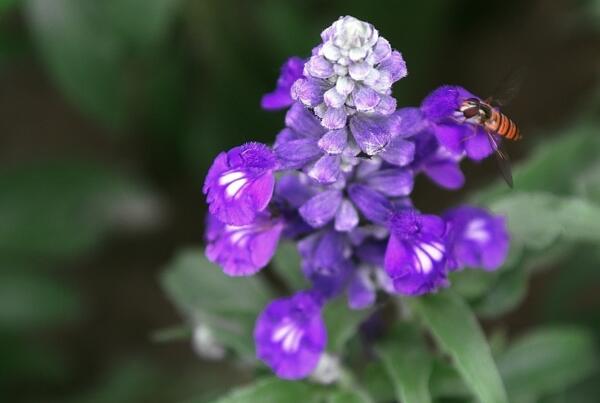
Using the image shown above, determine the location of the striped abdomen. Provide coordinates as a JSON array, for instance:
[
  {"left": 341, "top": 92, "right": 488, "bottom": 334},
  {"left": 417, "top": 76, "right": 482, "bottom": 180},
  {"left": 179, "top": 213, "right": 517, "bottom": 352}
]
[{"left": 485, "top": 109, "right": 521, "bottom": 140}]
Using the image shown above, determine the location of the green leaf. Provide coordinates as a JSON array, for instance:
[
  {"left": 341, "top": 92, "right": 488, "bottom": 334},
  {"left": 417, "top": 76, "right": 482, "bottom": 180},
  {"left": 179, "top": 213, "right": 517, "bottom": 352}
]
[
  {"left": 409, "top": 291, "right": 508, "bottom": 403},
  {"left": 498, "top": 327, "right": 598, "bottom": 403},
  {"left": 0, "top": 160, "right": 147, "bottom": 260},
  {"left": 473, "top": 265, "right": 527, "bottom": 318},
  {"left": 160, "top": 249, "right": 273, "bottom": 358},
  {"left": 474, "top": 121, "right": 599, "bottom": 204},
  {"left": 205, "top": 377, "right": 324, "bottom": 403},
  {"left": 377, "top": 326, "right": 432, "bottom": 403},
  {"left": 363, "top": 360, "right": 396, "bottom": 403},
  {"left": 490, "top": 192, "right": 600, "bottom": 249},
  {"left": 326, "top": 389, "right": 369, "bottom": 403},
  {"left": 429, "top": 359, "right": 470, "bottom": 399},
  {"left": 322, "top": 297, "right": 371, "bottom": 353}
]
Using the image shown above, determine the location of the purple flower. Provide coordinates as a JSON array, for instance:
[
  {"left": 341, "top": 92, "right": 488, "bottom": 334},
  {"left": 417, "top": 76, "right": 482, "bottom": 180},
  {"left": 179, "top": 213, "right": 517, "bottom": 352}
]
[
  {"left": 292, "top": 15, "right": 407, "bottom": 145},
  {"left": 420, "top": 85, "right": 494, "bottom": 161},
  {"left": 412, "top": 131, "right": 465, "bottom": 190},
  {"left": 444, "top": 206, "right": 509, "bottom": 271},
  {"left": 254, "top": 291, "right": 327, "bottom": 379},
  {"left": 200, "top": 15, "right": 512, "bottom": 381},
  {"left": 261, "top": 57, "right": 305, "bottom": 110},
  {"left": 384, "top": 210, "right": 448, "bottom": 296},
  {"left": 298, "top": 230, "right": 352, "bottom": 298},
  {"left": 205, "top": 213, "right": 283, "bottom": 276},
  {"left": 203, "top": 142, "right": 277, "bottom": 225}
]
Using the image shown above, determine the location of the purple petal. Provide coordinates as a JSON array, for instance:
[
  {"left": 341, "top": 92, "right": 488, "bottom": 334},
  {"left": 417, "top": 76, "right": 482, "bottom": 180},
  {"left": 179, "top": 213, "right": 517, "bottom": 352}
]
[
  {"left": 306, "top": 154, "right": 341, "bottom": 184},
  {"left": 274, "top": 137, "right": 321, "bottom": 169},
  {"left": 261, "top": 57, "right": 304, "bottom": 110},
  {"left": 378, "top": 51, "right": 407, "bottom": 82},
  {"left": 388, "top": 107, "right": 430, "bottom": 138},
  {"left": 384, "top": 233, "right": 448, "bottom": 296},
  {"left": 254, "top": 291, "right": 326, "bottom": 379},
  {"left": 299, "top": 190, "right": 343, "bottom": 228},
  {"left": 299, "top": 231, "right": 352, "bottom": 298},
  {"left": 306, "top": 55, "right": 335, "bottom": 79},
  {"left": 348, "top": 61, "right": 370, "bottom": 81},
  {"left": 355, "top": 240, "right": 386, "bottom": 267},
  {"left": 380, "top": 137, "right": 416, "bottom": 167},
  {"left": 433, "top": 123, "right": 470, "bottom": 155},
  {"left": 420, "top": 85, "right": 475, "bottom": 122},
  {"left": 353, "top": 86, "right": 380, "bottom": 112},
  {"left": 205, "top": 213, "right": 283, "bottom": 276},
  {"left": 366, "top": 37, "right": 392, "bottom": 65},
  {"left": 364, "top": 168, "right": 414, "bottom": 197},
  {"left": 324, "top": 87, "right": 347, "bottom": 108},
  {"left": 349, "top": 114, "right": 391, "bottom": 155},
  {"left": 322, "top": 107, "right": 348, "bottom": 130},
  {"left": 292, "top": 78, "right": 328, "bottom": 107},
  {"left": 285, "top": 102, "right": 326, "bottom": 138},
  {"left": 334, "top": 199, "right": 359, "bottom": 232},
  {"left": 465, "top": 128, "right": 494, "bottom": 160},
  {"left": 348, "top": 269, "right": 376, "bottom": 310},
  {"left": 203, "top": 143, "right": 277, "bottom": 225},
  {"left": 423, "top": 160, "right": 465, "bottom": 190},
  {"left": 318, "top": 129, "right": 348, "bottom": 154},
  {"left": 444, "top": 206, "right": 509, "bottom": 271},
  {"left": 373, "top": 94, "right": 396, "bottom": 115},
  {"left": 348, "top": 184, "right": 393, "bottom": 225},
  {"left": 275, "top": 174, "right": 315, "bottom": 208}
]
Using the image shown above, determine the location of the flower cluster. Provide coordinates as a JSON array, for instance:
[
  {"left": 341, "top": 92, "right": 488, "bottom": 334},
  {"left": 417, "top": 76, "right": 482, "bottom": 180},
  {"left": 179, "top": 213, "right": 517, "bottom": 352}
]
[{"left": 203, "top": 16, "right": 509, "bottom": 380}]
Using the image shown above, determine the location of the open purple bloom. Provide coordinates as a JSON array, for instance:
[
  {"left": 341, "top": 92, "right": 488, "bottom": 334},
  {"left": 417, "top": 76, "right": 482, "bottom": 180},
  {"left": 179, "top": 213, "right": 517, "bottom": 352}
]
[
  {"left": 384, "top": 210, "right": 448, "bottom": 295},
  {"left": 204, "top": 142, "right": 277, "bottom": 225},
  {"left": 420, "top": 85, "right": 494, "bottom": 161},
  {"left": 254, "top": 291, "right": 327, "bottom": 379},
  {"left": 444, "top": 206, "right": 509, "bottom": 271},
  {"left": 205, "top": 213, "right": 283, "bottom": 276},
  {"left": 261, "top": 57, "right": 305, "bottom": 110}
]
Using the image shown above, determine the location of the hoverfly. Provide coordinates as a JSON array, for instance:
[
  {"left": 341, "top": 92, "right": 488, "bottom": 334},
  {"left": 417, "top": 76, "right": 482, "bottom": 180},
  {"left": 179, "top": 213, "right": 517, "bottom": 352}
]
[{"left": 458, "top": 80, "right": 522, "bottom": 188}]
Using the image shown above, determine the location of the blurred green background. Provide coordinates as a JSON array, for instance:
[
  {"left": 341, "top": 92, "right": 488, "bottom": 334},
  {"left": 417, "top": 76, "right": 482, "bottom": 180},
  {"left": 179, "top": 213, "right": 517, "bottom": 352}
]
[{"left": 0, "top": 0, "right": 598, "bottom": 402}]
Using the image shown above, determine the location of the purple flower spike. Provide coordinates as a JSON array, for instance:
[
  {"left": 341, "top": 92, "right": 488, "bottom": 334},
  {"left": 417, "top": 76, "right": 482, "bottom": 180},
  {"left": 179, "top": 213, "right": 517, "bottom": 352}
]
[
  {"left": 293, "top": 16, "right": 408, "bottom": 130},
  {"left": 205, "top": 213, "right": 283, "bottom": 276},
  {"left": 444, "top": 206, "right": 509, "bottom": 271},
  {"left": 420, "top": 85, "right": 494, "bottom": 161},
  {"left": 261, "top": 57, "right": 305, "bottom": 110},
  {"left": 384, "top": 210, "right": 448, "bottom": 296},
  {"left": 254, "top": 291, "right": 327, "bottom": 379},
  {"left": 203, "top": 143, "right": 277, "bottom": 225}
]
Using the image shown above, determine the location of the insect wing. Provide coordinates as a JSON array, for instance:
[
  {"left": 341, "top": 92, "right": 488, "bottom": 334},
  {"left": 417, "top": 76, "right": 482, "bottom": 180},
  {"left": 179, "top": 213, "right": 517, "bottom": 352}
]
[
  {"left": 487, "top": 67, "right": 526, "bottom": 107},
  {"left": 486, "top": 131, "right": 514, "bottom": 188}
]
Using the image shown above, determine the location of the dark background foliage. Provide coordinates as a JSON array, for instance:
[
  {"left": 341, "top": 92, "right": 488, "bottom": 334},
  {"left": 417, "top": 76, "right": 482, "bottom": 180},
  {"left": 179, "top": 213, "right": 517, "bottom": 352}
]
[{"left": 0, "top": 0, "right": 598, "bottom": 401}]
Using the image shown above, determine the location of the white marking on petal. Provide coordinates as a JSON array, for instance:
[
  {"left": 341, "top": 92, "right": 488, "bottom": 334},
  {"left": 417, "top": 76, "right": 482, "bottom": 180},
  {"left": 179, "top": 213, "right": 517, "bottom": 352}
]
[
  {"left": 413, "top": 246, "right": 433, "bottom": 273},
  {"left": 225, "top": 178, "right": 248, "bottom": 199},
  {"left": 421, "top": 242, "right": 444, "bottom": 261},
  {"left": 218, "top": 170, "right": 245, "bottom": 185},
  {"left": 271, "top": 320, "right": 304, "bottom": 353},
  {"left": 465, "top": 219, "right": 490, "bottom": 243}
]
